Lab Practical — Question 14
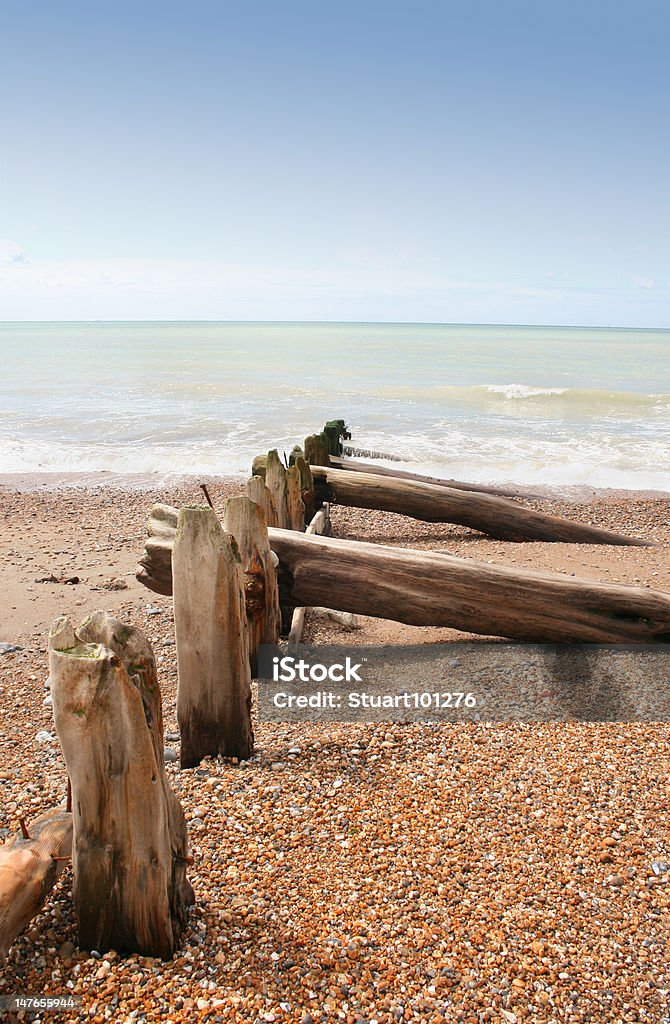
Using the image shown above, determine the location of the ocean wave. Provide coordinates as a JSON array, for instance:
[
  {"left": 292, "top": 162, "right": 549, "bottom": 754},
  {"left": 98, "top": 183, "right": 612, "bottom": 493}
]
[{"left": 2, "top": 431, "right": 668, "bottom": 491}]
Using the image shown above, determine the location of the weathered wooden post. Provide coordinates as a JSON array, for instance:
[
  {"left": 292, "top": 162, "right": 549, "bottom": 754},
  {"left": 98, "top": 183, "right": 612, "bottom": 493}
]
[
  {"left": 223, "top": 495, "right": 280, "bottom": 674},
  {"left": 172, "top": 505, "right": 253, "bottom": 767},
  {"left": 322, "top": 419, "right": 350, "bottom": 457},
  {"left": 304, "top": 432, "right": 330, "bottom": 467},
  {"left": 288, "top": 505, "right": 332, "bottom": 646},
  {"left": 247, "top": 473, "right": 279, "bottom": 528},
  {"left": 286, "top": 464, "right": 306, "bottom": 531},
  {"left": 290, "top": 447, "right": 315, "bottom": 523},
  {"left": 0, "top": 809, "right": 73, "bottom": 961},
  {"left": 49, "top": 612, "right": 193, "bottom": 958},
  {"left": 264, "top": 450, "right": 292, "bottom": 529}
]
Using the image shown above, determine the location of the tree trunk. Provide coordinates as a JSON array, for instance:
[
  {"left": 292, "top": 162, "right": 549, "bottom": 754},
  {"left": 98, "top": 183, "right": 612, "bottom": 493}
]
[
  {"left": 329, "top": 455, "right": 547, "bottom": 500},
  {"left": 311, "top": 466, "right": 651, "bottom": 546},
  {"left": 270, "top": 529, "right": 670, "bottom": 643},
  {"left": 135, "top": 510, "right": 670, "bottom": 643},
  {"left": 49, "top": 613, "right": 194, "bottom": 959},
  {"left": 172, "top": 505, "right": 253, "bottom": 767},
  {"left": 0, "top": 809, "right": 73, "bottom": 961},
  {"left": 223, "top": 495, "right": 280, "bottom": 673}
]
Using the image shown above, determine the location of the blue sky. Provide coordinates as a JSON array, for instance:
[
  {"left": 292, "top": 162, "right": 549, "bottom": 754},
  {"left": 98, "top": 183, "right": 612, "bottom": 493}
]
[{"left": 1, "top": 0, "right": 668, "bottom": 325}]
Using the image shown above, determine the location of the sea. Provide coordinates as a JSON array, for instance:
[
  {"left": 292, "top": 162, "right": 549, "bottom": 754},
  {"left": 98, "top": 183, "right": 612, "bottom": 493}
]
[{"left": 1, "top": 321, "right": 668, "bottom": 490}]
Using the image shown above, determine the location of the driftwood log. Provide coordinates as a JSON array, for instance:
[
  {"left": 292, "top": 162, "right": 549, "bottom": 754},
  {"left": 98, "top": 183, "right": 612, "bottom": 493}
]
[
  {"left": 49, "top": 613, "right": 193, "bottom": 958},
  {"left": 288, "top": 505, "right": 331, "bottom": 646},
  {"left": 173, "top": 505, "right": 253, "bottom": 767},
  {"left": 0, "top": 809, "right": 72, "bottom": 961},
  {"left": 224, "top": 495, "right": 280, "bottom": 672},
  {"left": 137, "top": 512, "right": 670, "bottom": 643},
  {"left": 311, "top": 466, "right": 650, "bottom": 546},
  {"left": 329, "top": 455, "right": 546, "bottom": 500}
]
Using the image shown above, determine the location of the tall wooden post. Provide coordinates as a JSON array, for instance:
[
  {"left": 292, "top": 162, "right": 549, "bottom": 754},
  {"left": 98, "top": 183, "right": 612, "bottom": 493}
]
[
  {"left": 224, "top": 495, "right": 280, "bottom": 674},
  {"left": 247, "top": 474, "right": 279, "bottom": 528},
  {"left": 264, "top": 450, "right": 292, "bottom": 529},
  {"left": 172, "top": 505, "right": 253, "bottom": 767}
]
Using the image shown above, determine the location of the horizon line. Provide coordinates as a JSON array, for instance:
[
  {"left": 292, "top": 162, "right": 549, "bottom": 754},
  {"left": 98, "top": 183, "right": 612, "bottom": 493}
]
[{"left": 1, "top": 319, "right": 669, "bottom": 332}]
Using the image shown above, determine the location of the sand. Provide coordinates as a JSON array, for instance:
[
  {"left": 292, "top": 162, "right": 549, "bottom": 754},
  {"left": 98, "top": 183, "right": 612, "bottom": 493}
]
[{"left": 0, "top": 474, "right": 669, "bottom": 1023}]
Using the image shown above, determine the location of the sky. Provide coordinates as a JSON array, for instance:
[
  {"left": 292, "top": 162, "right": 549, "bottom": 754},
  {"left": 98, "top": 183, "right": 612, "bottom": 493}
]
[{"left": 0, "top": 0, "right": 669, "bottom": 326}]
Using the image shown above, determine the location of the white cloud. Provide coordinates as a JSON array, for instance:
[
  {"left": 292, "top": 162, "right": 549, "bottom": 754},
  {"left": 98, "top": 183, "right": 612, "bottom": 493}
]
[{"left": 631, "top": 273, "right": 655, "bottom": 290}]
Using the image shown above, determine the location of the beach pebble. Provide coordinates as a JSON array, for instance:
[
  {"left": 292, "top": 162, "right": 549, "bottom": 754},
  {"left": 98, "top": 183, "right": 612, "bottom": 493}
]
[
  {"left": 164, "top": 747, "right": 178, "bottom": 763},
  {"left": 35, "top": 730, "right": 55, "bottom": 744},
  {"left": 103, "top": 577, "right": 128, "bottom": 591},
  {"left": 651, "top": 860, "right": 670, "bottom": 876},
  {"left": 44, "top": 694, "right": 52, "bottom": 706},
  {"left": 0, "top": 642, "right": 22, "bottom": 654},
  {"left": 146, "top": 606, "right": 161, "bottom": 616}
]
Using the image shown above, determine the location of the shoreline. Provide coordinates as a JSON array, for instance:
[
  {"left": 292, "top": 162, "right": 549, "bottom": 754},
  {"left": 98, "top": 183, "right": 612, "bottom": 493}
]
[{"left": 0, "top": 469, "right": 668, "bottom": 502}]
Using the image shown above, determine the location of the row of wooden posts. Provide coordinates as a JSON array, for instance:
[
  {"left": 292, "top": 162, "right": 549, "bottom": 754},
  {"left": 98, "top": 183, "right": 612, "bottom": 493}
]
[
  {"left": 2, "top": 418, "right": 670, "bottom": 965},
  {"left": 0, "top": 422, "right": 348, "bottom": 963}
]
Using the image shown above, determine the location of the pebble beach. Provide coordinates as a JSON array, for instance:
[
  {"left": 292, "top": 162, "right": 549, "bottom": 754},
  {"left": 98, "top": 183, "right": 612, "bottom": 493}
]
[{"left": 1, "top": 475, "right": 669, "bottom": 1024}]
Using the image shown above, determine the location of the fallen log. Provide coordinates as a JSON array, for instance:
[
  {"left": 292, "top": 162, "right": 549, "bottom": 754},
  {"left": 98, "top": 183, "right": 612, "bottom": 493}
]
[
  {"left": 173, "top": 505, "right": 253, "bottom": 766},
  {"left": 0, "top": 809, "right": 73, "bottom": 961},
  {"left": 49, "top": 613, "right": 193, "bottom": 958},
  {"left": 271, "top": 530, "right": 670, "bottom": 644},
  {"left": 135, "top": 512, "right": 670, "bottom": 643},
  {"left": 311, "top": 466, "right": 650, "bottom": 546},
  {"left": 288, "top": 505, "right": 331, "bottom": 646},
  {"left": 329, "top": 455, "right": 547, "bottom": 500}
]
